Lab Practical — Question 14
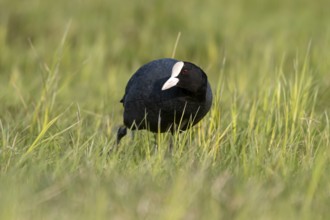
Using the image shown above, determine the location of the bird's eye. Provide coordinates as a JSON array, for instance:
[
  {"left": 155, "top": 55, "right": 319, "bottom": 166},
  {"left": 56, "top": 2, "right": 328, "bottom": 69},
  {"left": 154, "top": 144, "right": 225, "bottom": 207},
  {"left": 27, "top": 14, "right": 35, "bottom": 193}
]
[{"left": 182, "top": 69, "right": 188, "bottom": 74}]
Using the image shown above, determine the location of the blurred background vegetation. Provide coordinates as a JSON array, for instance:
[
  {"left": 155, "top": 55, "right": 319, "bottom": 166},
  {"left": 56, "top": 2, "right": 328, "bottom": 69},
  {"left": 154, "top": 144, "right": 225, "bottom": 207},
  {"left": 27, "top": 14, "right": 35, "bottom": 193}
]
[
  {"left": 1, "top": 0, "right": 329, "bottom": 110},
  {"left": 0, "top": 0, "right": 330, "bottom": 219}
]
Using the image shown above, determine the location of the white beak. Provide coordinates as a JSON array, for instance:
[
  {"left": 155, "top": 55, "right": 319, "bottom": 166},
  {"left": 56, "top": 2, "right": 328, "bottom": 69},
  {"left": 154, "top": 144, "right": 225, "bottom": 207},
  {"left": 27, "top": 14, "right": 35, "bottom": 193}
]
[{"left": 161, "top": 61, "right": 184, "bottom": 90}]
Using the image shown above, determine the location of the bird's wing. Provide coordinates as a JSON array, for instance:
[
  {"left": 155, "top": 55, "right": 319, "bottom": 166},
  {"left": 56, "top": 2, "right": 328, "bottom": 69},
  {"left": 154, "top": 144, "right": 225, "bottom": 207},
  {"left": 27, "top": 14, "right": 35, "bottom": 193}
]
[{"left": 120, "top": 73, "right": 138, "bottom": 104}]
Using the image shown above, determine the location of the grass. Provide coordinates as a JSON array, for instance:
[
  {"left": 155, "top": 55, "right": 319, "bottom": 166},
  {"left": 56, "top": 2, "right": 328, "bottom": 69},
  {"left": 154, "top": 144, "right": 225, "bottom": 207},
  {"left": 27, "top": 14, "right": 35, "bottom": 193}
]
[{"left": 1, "top": 0, "right": 330, "bottom": 219}]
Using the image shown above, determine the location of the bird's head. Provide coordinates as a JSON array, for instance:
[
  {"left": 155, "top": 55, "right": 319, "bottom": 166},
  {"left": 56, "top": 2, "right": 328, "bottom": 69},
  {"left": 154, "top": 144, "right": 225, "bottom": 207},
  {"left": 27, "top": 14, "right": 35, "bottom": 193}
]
[{"left": 161, "top": 61, "right": 207, "bottom": 94}]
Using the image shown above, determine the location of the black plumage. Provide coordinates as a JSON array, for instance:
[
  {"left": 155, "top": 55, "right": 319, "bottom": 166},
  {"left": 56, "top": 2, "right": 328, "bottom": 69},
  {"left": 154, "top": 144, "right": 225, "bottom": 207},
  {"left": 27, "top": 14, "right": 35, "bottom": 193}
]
[{"left": 117, "top": 58, "right": 212, "bottom": 144}]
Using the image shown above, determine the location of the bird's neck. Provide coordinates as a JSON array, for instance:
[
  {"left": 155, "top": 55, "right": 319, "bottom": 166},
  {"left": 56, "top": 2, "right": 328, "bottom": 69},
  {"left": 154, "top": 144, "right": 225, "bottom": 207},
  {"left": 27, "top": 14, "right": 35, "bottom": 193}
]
[
  {"left": 195, "top": 84, "right": 207, "bottom": 102},
  {"left": 182, "top": 80, "right": 207, "bottom": 102}
]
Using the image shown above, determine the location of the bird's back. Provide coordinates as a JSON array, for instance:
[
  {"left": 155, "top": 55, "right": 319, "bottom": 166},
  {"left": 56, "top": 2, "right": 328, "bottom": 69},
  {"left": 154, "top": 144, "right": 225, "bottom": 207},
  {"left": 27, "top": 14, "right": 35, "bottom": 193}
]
[{"left": 122, "top": 58, "right": 177, "bottom": 103}]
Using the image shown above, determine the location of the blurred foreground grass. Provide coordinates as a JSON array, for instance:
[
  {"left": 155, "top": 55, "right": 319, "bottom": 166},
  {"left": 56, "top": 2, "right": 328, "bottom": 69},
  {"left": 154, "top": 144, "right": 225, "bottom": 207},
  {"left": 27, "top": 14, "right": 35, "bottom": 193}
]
[{"left": 0, "top": 0, "right": 330, "bottom": 219}]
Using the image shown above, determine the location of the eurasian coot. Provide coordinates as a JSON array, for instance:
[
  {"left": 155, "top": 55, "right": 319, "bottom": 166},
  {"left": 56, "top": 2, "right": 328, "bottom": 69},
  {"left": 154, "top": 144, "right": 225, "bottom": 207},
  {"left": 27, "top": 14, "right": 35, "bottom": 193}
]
[{"left": 117, "top": 58, "right": 212, "bottom": 144}]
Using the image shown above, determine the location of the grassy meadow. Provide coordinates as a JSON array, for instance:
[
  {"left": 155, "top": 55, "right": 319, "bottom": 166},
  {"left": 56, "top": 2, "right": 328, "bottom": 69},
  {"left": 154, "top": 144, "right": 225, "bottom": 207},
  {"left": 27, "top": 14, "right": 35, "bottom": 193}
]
[{"left": 1, "top": 0, "right": 330, "bottom": 219}]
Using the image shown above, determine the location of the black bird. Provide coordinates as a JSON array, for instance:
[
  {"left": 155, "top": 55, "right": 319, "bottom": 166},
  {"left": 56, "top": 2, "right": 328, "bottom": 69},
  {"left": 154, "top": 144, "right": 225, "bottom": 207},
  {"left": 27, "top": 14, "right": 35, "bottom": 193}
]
[{"left": 117, "top": 58, "right": 212, "bottom": 144}]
